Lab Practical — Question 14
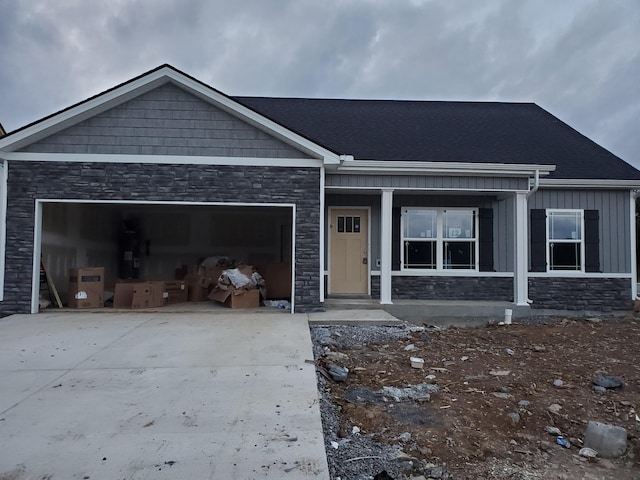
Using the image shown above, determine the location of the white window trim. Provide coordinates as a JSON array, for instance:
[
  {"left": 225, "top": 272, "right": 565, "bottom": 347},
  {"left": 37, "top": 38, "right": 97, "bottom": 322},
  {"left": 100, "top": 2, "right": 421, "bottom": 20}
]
[
  {"left": 546, "top": 208, "right": 585, "bottom": 273},
  {"left": 400, "top": 207, "right": 479, "bottom": 273}
]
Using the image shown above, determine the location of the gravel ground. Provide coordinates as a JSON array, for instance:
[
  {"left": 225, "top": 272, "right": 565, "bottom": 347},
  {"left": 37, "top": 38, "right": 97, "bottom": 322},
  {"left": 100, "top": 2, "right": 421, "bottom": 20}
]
[{"left": 311, "top": 324, "right": 449, "bottom": 480}]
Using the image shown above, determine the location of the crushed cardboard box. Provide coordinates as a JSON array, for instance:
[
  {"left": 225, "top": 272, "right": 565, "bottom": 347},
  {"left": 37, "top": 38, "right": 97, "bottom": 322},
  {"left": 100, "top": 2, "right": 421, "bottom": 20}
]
[{"left": 208, "top": 265, "right": 263, "bottom": 309}]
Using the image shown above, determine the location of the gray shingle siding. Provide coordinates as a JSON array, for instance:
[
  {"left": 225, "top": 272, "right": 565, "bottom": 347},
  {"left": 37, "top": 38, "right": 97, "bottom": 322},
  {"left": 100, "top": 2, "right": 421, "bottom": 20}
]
[
  {"left": 325, "top": 174, "right": 527, "bottom": 191},
  {"left": 19, "top": 83, "right": 313, "bottom": 159},
  {"left": 1, "top": 161, "right": 322, "bottom": 314},
  {"left": 529, "top": 189, "right": 632, "bottom": 273}
]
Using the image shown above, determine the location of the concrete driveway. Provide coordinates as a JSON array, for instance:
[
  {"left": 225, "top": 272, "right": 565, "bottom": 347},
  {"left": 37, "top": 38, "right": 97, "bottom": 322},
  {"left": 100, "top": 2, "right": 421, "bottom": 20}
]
[{"left": 0, "top": 311, "right": 328, "bottom": 479}]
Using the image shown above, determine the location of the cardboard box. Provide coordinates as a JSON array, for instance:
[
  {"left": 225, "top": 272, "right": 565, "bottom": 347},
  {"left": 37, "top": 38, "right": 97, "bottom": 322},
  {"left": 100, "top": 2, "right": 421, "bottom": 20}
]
[
  {"left": 131, "top": 281, "right": 165, "bottom": 309},
  {"left": 165, "top": 280, "right": 188, "bottom": 304},
  {"left": 114, "top": 281, "right": 165, "bottom": 309},
  {"left": 184, "top": 274, "right": 210, "bottom": 302},
  {"left": 68, "top": 267, "right": 105, "bottom": 308},
  {"left": 113, "top": 280, "right": 138, "bottom": 309},
  {"left": 262, "top": 262, "right": 292, "bottom": 300},
  {"left": 208, "top": 287, "right": 260, "bottom": 309},
  {"left": 198, "top": 266, "right": 225, "bottom": 289}
]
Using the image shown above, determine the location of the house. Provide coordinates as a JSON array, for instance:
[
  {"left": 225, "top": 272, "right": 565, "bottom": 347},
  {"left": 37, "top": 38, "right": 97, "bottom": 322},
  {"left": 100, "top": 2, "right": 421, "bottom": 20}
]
[{"left": 0, "top": 64, "right": 638, "bottom": 315}]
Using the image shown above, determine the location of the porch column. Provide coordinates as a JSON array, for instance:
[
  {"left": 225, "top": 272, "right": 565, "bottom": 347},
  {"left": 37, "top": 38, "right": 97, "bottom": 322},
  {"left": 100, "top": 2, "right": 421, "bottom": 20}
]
[
  {"left": 514, "top": 192, "right": 529, "bottom": 306},
  {"left": 380, "top": 189, "right": 394, "bottom": 304}
]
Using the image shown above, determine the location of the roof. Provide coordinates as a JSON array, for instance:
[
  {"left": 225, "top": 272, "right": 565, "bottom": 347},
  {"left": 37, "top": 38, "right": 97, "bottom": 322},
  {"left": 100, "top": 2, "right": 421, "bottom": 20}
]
[
  {"left": 1, "top": 64, "right": 637, "bottom": 181},
  {"left": 234, "top": 97, "right": 640, "bottom": 180}
]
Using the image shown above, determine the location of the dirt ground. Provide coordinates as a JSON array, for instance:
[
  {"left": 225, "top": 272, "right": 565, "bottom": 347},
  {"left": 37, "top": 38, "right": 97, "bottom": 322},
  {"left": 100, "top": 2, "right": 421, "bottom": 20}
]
[{"left": 313, "top": 315, "right": 640, "bottom": 480}]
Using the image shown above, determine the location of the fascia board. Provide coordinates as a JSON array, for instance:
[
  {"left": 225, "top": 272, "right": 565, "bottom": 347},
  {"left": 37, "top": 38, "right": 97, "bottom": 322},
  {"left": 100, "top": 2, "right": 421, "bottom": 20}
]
[
  {"left": 0, "top": 73, "right": 169, "bottom": 152},
  {"left": 333, "top": 160, "right": 556, "bottom": 177},
  {"left": 539, "top": 179, "right": 640, "bottom": 189}
]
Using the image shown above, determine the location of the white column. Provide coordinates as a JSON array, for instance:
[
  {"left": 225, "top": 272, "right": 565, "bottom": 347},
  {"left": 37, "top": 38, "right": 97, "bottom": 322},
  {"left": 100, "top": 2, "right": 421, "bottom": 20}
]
[
  {"left": 630, "top": 191, "right": 637, "bottom": 300},
  {"left": 514, "top": 192, "right": 529, "bottom": 306},
  {"left": 319, "top": 166, "right": 325, "bottom": 303},
  {"left": 380, "top": 189, "right": 394, "bottom": 304}
]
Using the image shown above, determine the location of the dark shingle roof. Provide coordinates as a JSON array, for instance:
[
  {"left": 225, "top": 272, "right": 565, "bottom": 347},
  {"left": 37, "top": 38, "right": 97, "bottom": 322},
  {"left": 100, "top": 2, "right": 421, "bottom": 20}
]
[{"left": 233, "top": 97, "right": 640, "bottom": 180}]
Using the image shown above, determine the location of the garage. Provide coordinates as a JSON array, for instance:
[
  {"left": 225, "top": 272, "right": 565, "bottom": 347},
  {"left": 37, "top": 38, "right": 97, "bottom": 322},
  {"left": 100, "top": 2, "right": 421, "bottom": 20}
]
[
  {"left": 35, "top": 200, "right": 295, "bottom": 313},
  {"left": 0, "top": 65, "right": 339, "bottom": 315}
]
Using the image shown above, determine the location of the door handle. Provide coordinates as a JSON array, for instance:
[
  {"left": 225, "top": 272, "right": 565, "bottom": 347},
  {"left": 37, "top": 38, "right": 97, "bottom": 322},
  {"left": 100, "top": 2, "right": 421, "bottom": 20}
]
[{"left": 362, "top": 258, "right": 368, "bottom": 265}]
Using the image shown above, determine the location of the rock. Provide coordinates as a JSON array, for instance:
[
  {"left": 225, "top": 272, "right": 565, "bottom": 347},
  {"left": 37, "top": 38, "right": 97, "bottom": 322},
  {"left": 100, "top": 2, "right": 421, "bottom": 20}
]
[
  {"left": 539, "top": 440, "right": 554, "bottom": 452},
  {"left": 545, "top": 426, "right": 562, "bottom": 436},
  {"left": 593, "top": 385, "right": 607, "bottom": 394},
  {"left": 532, "top": 345, "right": 546, "bottom": 352},
  {"left": 380, "top": 383, "right": 438, "bottom": 402},
  {"left": 505, "top": 348, "right": 515, "bottom": 356},
  {"left": 428, "top": 466, "right": 443, "bottom": 479},
  {"left": 507, "top": 412, "right": 521, "bottom": 425},
  {"left": 460, "top": 356, "right": 469, "bottom": 361},
  {"left": 330, "top": 441, "right": 339, "bottom": 449},
  {"left": 548, "top": 403, "right": 562, "bottom": 414},
  {"left": 556, "top": 436, "right": 571, "bottom": 448},
  {"left": 493, "top": 392, "right": 514, "bottom": 400},
  {"left": 583, "top": 421, "right": 627, "bottom": 458},
  {"left": 325, "top": 351, "right": 349, "bottom": 362},
  {"left": 489, "top": 370, "right": 511, "bottom": 376},
  {"left": 592, "top": 375, "right": 624, "bottom": 389},
  {"left": 397, "top": 432, "right": 412, "bottom": 442},
  {"left": 352, "top": 426, "right": 361, "bottom": 435},
  {"left": 328, "top": 364, "right": 349, "bottom": 382},
  {"left": 404, "top": 343, "right": 416, "bottom": 351},
  {"left": 518, "top": 400, "right": 531, "bottom": 409},
  {"left": 579, "top": 447, "right": 598, "bottom": 459},
  {"left": 553, "top": 379, "right": 564, "bottom": 388}
]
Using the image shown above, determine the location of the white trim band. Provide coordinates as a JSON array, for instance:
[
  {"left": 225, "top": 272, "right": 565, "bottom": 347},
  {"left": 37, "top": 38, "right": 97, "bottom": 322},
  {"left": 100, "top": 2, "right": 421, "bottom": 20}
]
[{"left": 1, "top": 152, "right": 323, "bottom": 167}]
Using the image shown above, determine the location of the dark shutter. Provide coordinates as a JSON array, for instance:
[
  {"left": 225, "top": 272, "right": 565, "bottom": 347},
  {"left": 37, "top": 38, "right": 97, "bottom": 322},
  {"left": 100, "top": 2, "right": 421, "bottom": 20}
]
[
  {"left": 530, "top": 209, "right": 547, "bottom": 272},
  {"left": 478, "top": 208, "right": 494, "bottom": 272},
  {"left": 584, "top": 209, "right": 600, "bottom": 272},
  {"left": 392, "top": 207, "right": 401, "bottom": 270}
]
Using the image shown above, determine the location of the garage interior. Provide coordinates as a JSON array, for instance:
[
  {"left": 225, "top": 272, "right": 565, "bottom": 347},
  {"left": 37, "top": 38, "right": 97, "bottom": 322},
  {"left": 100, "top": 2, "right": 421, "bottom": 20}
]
[{"left": 38, "top": 202, "right": 293, "bottom": 310}]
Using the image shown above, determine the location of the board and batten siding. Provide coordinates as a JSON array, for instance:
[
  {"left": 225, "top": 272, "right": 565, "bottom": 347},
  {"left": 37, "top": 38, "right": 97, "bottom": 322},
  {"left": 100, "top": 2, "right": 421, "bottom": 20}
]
[
  {"left": 326, "top": 193, "right": 515, "bottom": 273},
  {"left": 325, "top": 174, "right": 527, "bottom": 191},
  {"left": 528, "top": 189, "right": 631, "bottom": 273},
  {"left": 19, "top": 83, "right": 312, "bottom": 159}
]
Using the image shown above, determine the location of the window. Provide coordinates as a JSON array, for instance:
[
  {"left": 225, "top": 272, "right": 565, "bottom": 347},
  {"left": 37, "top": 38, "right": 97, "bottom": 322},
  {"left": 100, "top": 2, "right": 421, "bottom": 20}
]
[
  {"left": 337, "top": 215, "right": 361, "bottom": 233},
  {"left": 547, "top": 210, "right": 584, "bottom": 271},
  {"left": 402, "top": 208, "right": 478, "bottom": 270}
]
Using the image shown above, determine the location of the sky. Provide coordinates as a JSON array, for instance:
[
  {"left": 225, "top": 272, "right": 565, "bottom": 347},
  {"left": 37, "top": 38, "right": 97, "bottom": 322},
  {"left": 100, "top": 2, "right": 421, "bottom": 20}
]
[{"left": 0, "top": 0, "right": 639, "bottom": 168}]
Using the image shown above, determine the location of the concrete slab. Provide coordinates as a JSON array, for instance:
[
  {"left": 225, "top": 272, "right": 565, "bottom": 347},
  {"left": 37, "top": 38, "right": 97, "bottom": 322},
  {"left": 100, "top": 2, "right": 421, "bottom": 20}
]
[
  {"left": 308, "top": 308, "right": 403, "bottom": 326},
  {"left": 0, "top": 312, "right": 328, "bottom": 479}
]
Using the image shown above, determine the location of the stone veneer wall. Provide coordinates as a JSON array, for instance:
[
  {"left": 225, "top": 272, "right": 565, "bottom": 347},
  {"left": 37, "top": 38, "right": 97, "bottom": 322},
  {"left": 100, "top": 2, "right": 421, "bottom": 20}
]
[
  {"left": 371, "top": 276, "right": 380, "bottom": 299},
  {"left": 2, "top": 162, "right": 322, "bottom": 314},
  {"left": 529, "top": 277, "right": 631, "bottom": 311},
  {"left": 391, "top": 276, "right": 513, "bottom": 301}
]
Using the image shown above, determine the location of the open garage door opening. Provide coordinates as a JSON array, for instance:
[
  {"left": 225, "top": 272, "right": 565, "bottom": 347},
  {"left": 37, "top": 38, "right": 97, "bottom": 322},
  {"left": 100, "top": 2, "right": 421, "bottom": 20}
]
[{"left": 35, "top": 201, "right": 294, "bottom": 313}]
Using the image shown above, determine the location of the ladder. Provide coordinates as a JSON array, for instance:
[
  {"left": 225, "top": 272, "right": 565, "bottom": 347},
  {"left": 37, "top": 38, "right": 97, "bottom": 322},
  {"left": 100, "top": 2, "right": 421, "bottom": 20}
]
[{"left": 40, "top": 259, "right": 63, "bottom": 309}]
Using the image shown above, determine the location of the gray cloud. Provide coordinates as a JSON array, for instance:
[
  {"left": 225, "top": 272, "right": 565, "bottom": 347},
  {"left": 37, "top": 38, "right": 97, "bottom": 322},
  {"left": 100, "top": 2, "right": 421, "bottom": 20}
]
[{"left": 0, "top": 0, "right": 638, "bottom": 168}]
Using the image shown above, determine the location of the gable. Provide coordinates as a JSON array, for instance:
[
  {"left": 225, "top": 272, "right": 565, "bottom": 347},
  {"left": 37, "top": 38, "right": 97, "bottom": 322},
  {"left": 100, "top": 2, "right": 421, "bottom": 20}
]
[{"left": 18, "top": 83, "right": 313, "bottom": 159}]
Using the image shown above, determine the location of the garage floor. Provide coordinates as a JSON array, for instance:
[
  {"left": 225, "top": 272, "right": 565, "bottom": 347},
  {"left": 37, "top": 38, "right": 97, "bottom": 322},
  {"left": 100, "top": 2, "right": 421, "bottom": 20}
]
[{"left": 0, "top": 311, "right": 329, "bottom": 479}]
